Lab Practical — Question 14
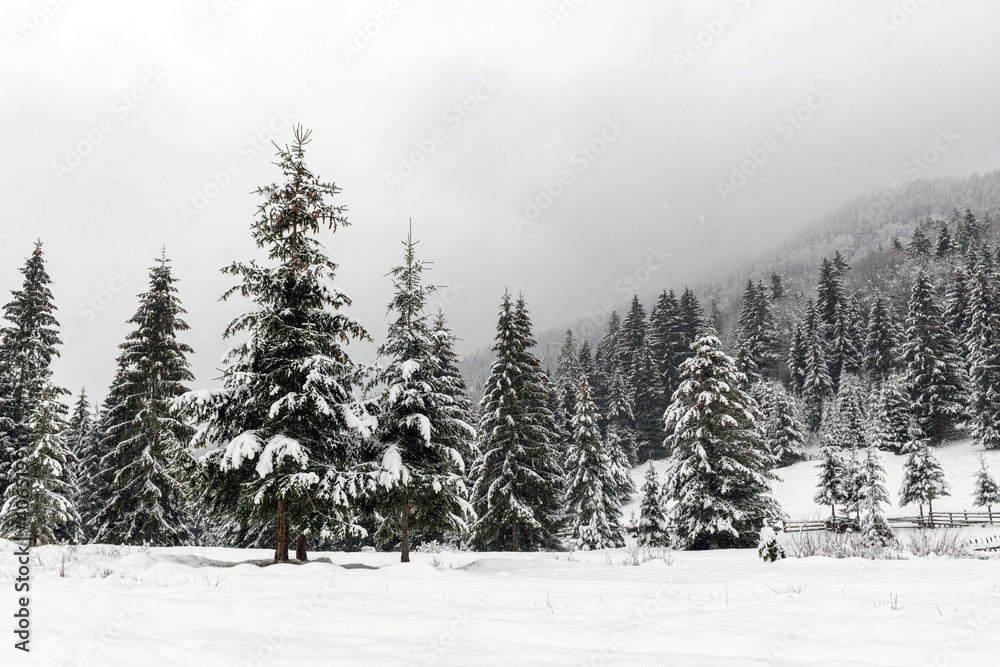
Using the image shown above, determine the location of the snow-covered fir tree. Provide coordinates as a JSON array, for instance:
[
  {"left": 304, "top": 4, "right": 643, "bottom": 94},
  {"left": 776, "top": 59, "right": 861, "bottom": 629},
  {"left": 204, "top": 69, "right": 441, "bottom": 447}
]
[
  {"left": 758, "top": 382, "right": 804, "bottom": 467},
  {"left": 577, "top": 340, "right": 595, "bottom": 384},
  {"left": 859, "top": 443, "right": 893, "bottom": 548},
  {"left": 469, "top": 293, "right": 564, "bottom": 551},
  {"left": 555, "top": 329, "right": 582, "bottom": 421},
  {"left": 734, "top": 280, "right": 777, "bottom": 382},
  {"left": 662, "top": 332, "right": 781, "bottom": 549},
  {"left": 564, "top": 377, "right": 625, "bottom": 550},
  {"left": 801, "top": 302, "right": 834, "bottom": 431},
  {"left": 867, "top": 374, "right": 912, "bottom": 453},
  {"left": 648, "top": 289, "right": 685, "bottom": 412},
  {"left": 617, "top": 296, "right": 648, "bottom": 379},
  {"left": 636, "top": 463, "right": 668, "bottom": 547},
  {"left": 972, "top": 455, "right": 1000, "bottom": 514},
  {"left": 372, "top": 229, "right": 473, "bottom": 562},
  {"left": 787, "top": 323, "right": 807, "bottom": 396},
  {"left": 592, "top": 311, "right": 621, "bottom": 424},
  {"left": 898, "top": 438, "right": 950, "bottom": 520},
  {"left": 0, "top": 383, "right": 77, "bottom": 546},
  {"left": 864, "top": 293, "right": 901, "bottom": 383},
  {"left": 604, "top": 356, "right": 638, "bottom": 464},
  {"left": 677, "top": 288, "right": 704, "bottom": 348},
  {"left": 816, "top": 257, "right": 846, "bottom": 340},
  {"left": 757, "top": 523, "right": 786, "bottom": 562},
  {"left": 943, "top": 268, "right": 972, "bottom": 357},
  {"left": 902, "top": 270, "right": 969, "bottom": 442},
  {"left": 631, "top": 340, "right": 664, "bottom": 462},
  {"left": 813, "top": 443, "right": 845, "bottom": 520},
  {"left": 57, "top": 389, "right": 92, "bottom": 543},
  {"left": 430, "top": 311, "right": 480, "bottom": 473},
  {"left": 92, "top": 252, "right": 195, "bottom": 546},
  {"left": 966, "top": 265, "right": 1000, "bottom": 450},
  {"left": 175, "top": 126, "right": 376, "bottom": 562},
  {"left": 0, "top": 241, "right": 65, "bottom": 497}
]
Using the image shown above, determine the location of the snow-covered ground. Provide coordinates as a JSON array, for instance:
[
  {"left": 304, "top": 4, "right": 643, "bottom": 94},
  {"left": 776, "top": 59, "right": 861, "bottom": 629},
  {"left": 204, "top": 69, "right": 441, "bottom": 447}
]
[{"left": 4, "top": 440, "right": 999, "bottom": 667}]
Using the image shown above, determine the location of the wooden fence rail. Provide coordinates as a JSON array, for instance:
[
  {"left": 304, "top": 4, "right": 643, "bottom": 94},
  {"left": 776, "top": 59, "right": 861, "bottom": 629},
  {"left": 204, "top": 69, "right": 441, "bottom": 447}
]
[{"left": 784, "top": 509, "right": 998, "bottom": 534}]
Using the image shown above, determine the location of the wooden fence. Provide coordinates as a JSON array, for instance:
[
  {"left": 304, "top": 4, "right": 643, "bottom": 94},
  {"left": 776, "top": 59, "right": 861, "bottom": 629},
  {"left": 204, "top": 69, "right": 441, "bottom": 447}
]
[{"left": 783, "top": 509, "right": 998, "bottom": 534}]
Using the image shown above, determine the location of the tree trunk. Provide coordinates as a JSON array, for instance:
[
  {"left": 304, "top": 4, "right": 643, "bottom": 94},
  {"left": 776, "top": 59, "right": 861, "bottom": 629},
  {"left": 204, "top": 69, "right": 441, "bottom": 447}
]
[
  {"left": 928, "top": 498, "right": 934, "bottom": 529},
  {"left": 400, "top": 493, "right": 410, "bottom": 563},
  {"left": 511, "top": 515, "right": 520, "bottom": 552},
  {"left": 274, "top": 499, "right": 289, "bottom": 563},
  {"left": 295, "top": 533, "right": 307, "bottom": 562},
  {"left": 831, "top": 504, "right": 836, "bottom": 521}
]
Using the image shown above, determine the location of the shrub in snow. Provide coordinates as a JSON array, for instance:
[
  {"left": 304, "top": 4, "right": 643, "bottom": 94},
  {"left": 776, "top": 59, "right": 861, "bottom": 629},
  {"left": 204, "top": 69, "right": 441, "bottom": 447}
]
[{"left": 757, "top": 524, "right": 786, "bottom": 562}]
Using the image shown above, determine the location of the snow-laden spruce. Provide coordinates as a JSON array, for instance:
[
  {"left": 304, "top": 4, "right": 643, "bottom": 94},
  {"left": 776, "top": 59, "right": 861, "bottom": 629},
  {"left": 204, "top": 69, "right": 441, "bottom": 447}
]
[
  {"left": 867, "top": 374, "right": 911, "bottom": 453},
  {"left": 972, "top": 454, "right": 1000, "bottom": 514},
  {"left": 469, "top": 293, "right": 564, "bottom": 551},
  {"left": 859, "top": 443, "right": 893, "bottom": 548},
  {"left": 898, "top": 437, "right": 950, "bottom": 521},
  {"left": 91, "top": 252, "right": 195, "bottom": 546},
  {"left": 0, "top": 383, "right": 77, "bottom": 546},
  {"left": 813, "top": 442, "right": 845, "bottom": 520},
  {"left": 755, "top": 381, "right": 804, "bottom": 467},
  {"left": 0, "top": 241, "right": 65, "bottom": 498},
  {"left": 662, "top": 332, "right": 782, "bottom": 550},
  {"left": 966, "top": 263, "right": 1000, "bottom": 450},
  {"left": 175, "top": 126, "right": 375, "bottom": 563},
  {"left": 757, "top": 523, "right": 785, "bottom": 562},
  {"left": 636, "top": 463, "right": 668, "bottom": 547},
  {"left": 371, "top": 228, "right": 474, "bottom": 562},
  {"left": 564, "top": 377, "right": 625, "bottom": 550},
  {"left": 58, "top": 389, "right": 92, "bottom": 543}
]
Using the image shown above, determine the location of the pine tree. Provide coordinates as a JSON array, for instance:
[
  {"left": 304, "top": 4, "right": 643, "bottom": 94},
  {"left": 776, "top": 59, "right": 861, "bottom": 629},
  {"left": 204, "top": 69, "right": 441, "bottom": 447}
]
[
  {"left": 92, "top": 252, "right": 195, "bottom": 546},
  {"left": 662, "top": 332, "right": 781, "bottom": 549},
  {"left": 372, "top": 229, "right": 473, "bottom": 562},
  {"left": 577, "top": 340, "right": 595, "bottom": 383},
  {"left": 175, "top": 126, "right": 376, "bottom": 562},
  {"left": 802, "top": 302, "right": 834, "bottom": 432},
  {"left": 813, "top": 443, "right": 845, "bottom": 520},
  {"left": 648, "top": 290, "right": 684, "bottom": 411},
  {"left": 631, "top": 340, "right": 664, "bottom": 462},
  {"left": 0, "top": 383, "right": 77, "bottom": 546},
  {"left": 859, "top": 443, "right": 893, "bottom": 548},
  {"left": 564, "top": 377, "right": 625, "bottom": 550},
  {"left": 605, "top": 356, "right": 638, "bottom": 465},
  {"left": 77, "top": 400, "right": 110, "bottom": 540},
  {"left": 734, "top": 280, "right": 777, "bottom": 382},
  {"left": 57, "top": 389, "right": 92, "bottom": 543},
  {"left": 769, "top": 272, "right": 784, "bottom": 301},
  {"left": 898, "top": 438, "right": 950, "bottom": 524},
  {"left": 864, "top": 293, "right": 901, "bottom": 382},
  {"left": 935, "top": 221, "right": 953, "bottom": 258},
  {"left": 556, "top": 329, "right": 582, "bottom": 419},
  {"left": 817, "top": 258, "right": 846, "bottom": 337},
  {"left": 832, "top": 251, "right": 850, "bottom": 275},
  {"left": 592, "top": 311, "right": 621, "bottom": 426},
  {"left": 867, "top": 375, "right": 911, "bottom": 453},
  {"left": 966, "top": 266, "right": 1000, "bottom": 450},
  {"left": 470, "top": 293, "right": 564, "bottom": 551},
  {"left": 908, "top": 227, "right": 932, "bottom": 257},
  {"left": 944, "top": 268, "right": 972, "bottom": 358},
  {"left": 831, "top": 374, "right": 868, "bottom": 452},
  {"left": 431, "top": 311, "right": 480, "bottom": 472},
  {"left": 0, "top": 242, "right": 65, "bottom": 497},
  {"left": 841, "top": 444, "right": 864, "bottom": 522},
  {"left": 902, "top": 270, "right": 969, "bottom": 442},
  {"left": 678, "top": 288, "right": 704, "bottom": 348},
  {"left": 972, "top": 455, "right": 1000, "bottom": 514},
  {"left": 636, "top": 463, "right": 668, "bottom": 547},
  {"left": 617, "top": 296, "right": 648, "bottom": 378},
  {"left": 760, "top": 383, "right": 805, "bottom": 467},
  {"left": 787, "top": 323, "right": 807, "bottom": 396}
]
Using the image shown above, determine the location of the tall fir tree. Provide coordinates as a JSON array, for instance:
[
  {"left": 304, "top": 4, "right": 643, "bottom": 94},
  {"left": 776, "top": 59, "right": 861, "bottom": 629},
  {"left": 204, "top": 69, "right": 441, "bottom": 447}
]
[
  {"left": 677, "top": 288, "right": 704, "bottom": 348},
  {"left": 58, "top": 389, "right": 92, "bottom": 543},
  {"left": 0, "top": 383, "right": 77, "bottom": 546},
  {"left": 867, "top": 374, "right": 912, "bottom": 453},
  {"left": 648, "top": 289, "right": 684, "bottom": 411},
  {"left": 469, "top": 293, "right": 564, "bottom": 551},
  {"left": 801, "top": 302, "right": 834, "bottom": 432},
  {"left": 617, "top": 296, "right": 648, "bottom": 380},
  {"left": 592, "top": 311, "right": 621, "bottom": 427},
  {"left": 175, "top": 126, "right": 376, "bottom": 562},
  {"left": 0, "top": 242, "right": 64, "bottom": 496},
  {"left": 816, "top": 257, "right": 846, "bottom": 339},
  {"left": 859, "top": 443, "right": 893, "bottom": 548},
  {"left": 577, "top": 339, "right": 595, "bottom": 384},
  {"left": 631, "top": 340, "right": 664, "bottom": 462},
  {"left": 431, "top": 311, "right": 480, "bottom": 471},
  {"left": 604, "top": 356, "right": 638, "bottom": 465},
  {"left": 92, "top": 252, "right": 195, "bottom": 546},
  {"left": 943, "top": 268, "right": 972, "bottom": 358},
  {"left": 864, "top": 293, "right": 901, "bottom": 382},
  {"left": 902, "top": 270, "right": 968, "bottom": 442},
  {"left": 734, "top": 280, "right": 777, "bottom": 383},
  {"left": 372, "top": 229, "right": 473, "bottom": 562},
  {"left": 636, "top": 463, "right": 668, "bottom": 547},
  {"left": 935, "top": 221, "right": 953, "bottom": 258},
  {"left": 965, "top": 265, "right": 1000, "bottom": 450},
  {"left": 564, "top": 377, "right": 625, "bottom": 550},
  {"left": 787, "top": 323, "right": 807, "bottom": 396},
  {"left": 555, "top": 329, "right": 582, "bottom": 420},
  {"left": 813, "top": 443, "right": 845, "bottom": 520},
  {"left": 662, "top": 332, "right": 781, "bottom": 549},
  {"left": 759, "top": 383, "right": 805, "bottom": 467}
]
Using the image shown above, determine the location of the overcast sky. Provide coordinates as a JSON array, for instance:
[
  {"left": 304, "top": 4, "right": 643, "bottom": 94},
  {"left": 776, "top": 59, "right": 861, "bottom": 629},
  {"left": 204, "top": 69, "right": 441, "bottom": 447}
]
[{"left": 2, "top": 0, "right": 999, "bottom": 400}]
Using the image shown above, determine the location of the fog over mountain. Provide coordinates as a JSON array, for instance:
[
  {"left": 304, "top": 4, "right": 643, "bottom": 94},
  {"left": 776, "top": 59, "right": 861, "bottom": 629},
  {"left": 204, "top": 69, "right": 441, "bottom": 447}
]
[{"left": 3, "top": 0, "right": 999, "bottom": 398}]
